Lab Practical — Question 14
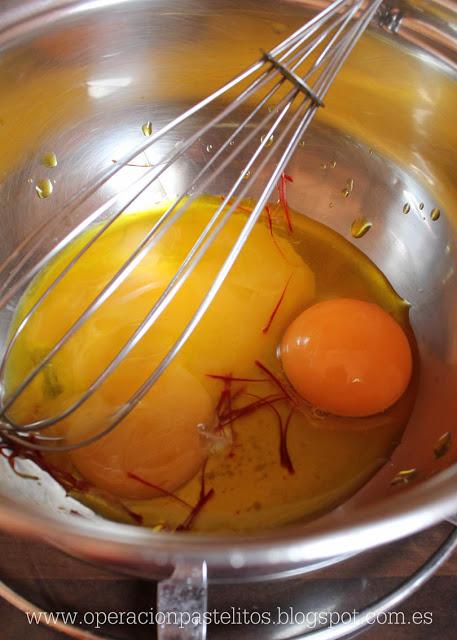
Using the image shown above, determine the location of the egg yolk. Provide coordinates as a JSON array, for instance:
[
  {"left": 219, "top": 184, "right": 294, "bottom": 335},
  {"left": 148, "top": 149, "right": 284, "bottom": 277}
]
[
  {"left": 281, "top": 298, "right": 413, "bottom": 417},
  {"left": 68, "top": 365, "right": 213, "bottom": 500},
  {"left": 5, "top": 199, "right": 314, "bottom": 501}
]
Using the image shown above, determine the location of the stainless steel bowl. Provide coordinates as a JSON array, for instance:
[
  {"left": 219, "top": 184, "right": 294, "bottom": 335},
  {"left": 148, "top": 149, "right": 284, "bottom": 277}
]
[{"left": 0, "top": 0, "right": 457, "bottom": 636}]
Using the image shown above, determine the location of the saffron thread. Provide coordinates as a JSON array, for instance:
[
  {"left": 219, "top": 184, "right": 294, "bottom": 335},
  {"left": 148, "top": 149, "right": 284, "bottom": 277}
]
[{"left": 262, "top": 276, "right": 292, "bottom": 334}]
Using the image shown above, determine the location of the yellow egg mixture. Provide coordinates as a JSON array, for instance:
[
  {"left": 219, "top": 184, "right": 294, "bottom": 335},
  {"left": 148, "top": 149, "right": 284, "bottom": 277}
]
[{"left": 3, "top": 195, "right": 417, "bottom": 532}]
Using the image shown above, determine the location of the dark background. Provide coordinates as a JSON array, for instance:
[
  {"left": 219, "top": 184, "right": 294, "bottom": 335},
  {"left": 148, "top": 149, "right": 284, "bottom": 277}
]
[{"left": 0, "top": 522, "right": 456, "bottom": 639}]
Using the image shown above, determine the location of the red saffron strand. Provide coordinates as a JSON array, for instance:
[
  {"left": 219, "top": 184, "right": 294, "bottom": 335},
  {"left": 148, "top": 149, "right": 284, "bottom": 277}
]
[
  {"left": 176, "top": 461, "right": 214, "bottom": 531},
  {"left": 281, "top": 409, "right": 295, "bottom": 474},
  {"left": 265, "top": 204, "right": 274, "bottom": 235},
  {"left": 29, "top": 450, "right": 91, "bottom": 492},
  {"left": 0, "top": 441, "right": 34, "bottom": 462},
  {"left": 218, "top": 394, "right": 285, "bottom": 427},
  {"left": 244, "top": 393, "right": 294, "bottom": 474},
  {"left": 214, "top": 377, "right": 232, "bottom": 432},
  {"left": 277, "top": 173, "right": 293, "bottom": 233},
  {"left": 254, "top": 360, "right": 296, "bottom": 405},
  {"left": 120, "top": 503, "right": 144, "bottom": 525},
  {"left": 265, "top": 205, "right": 289, "bottom": 262},
  {"left": 176, "top": 488, "right": 215, "bottom": 532},
  {"left": 0, "top": 439, "right": 146, "bottom": 525},
  {"left": 206, "top": 374, "right": 266, "bottom": 383},
  {"left": 262, "top": 275, "right": 292, "bottom": 334},
  {"left": 218, "top": 386, "right": 246, "bottom": 423},
  {"left": 199, "top": 459, "right": 208, "bottom": 499},
  {"left": 0, "top": 437, "right": 90, "bottom": 491},
  {"left": 212, "top": 376, "right": 244, "bottom": 444},
  {"left": 226, "top": 377, "right": 235, "bottom": 444},
  {"left": 215, "top": 385, "right": 231, "bottom": 421},
  {"left": 0, "top": 443, "right": 39, "bottom": 480},
  {"left": 209, "top": 368, "right": 293, "bottom": 431},
  {"left": 223, "top": 378, "right": 235, "bottom": 443},
  {"left": 127, "top": 471, "right": 193, "bottom": 510}
]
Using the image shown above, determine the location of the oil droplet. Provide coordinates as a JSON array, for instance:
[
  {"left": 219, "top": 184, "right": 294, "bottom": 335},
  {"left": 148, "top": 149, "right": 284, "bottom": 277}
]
[
  {"left": 368, "top": 148, "right": 373, "bottom": 156},
  {"left": 229, "top": 139, "right": 235, "bottom": 146},
  {"left": 299, "top": 140, "right": 306, "bottom": 147},
  {"left": 328, "top": 201, "right": 334, "bottom": 208},
  {"left": 206, "top": 144, "right": 213, "bottom": 153},
  {"left": 271, "top": 22, "right": 287, "bottom": 34},
  {"left": 242, "top": 170, "right": 251, "bottom": 180},
  {"left": 330, "top": 160, "right": 336, "bottom": 168},
  {"left": 41, "top": 152, "right": 57, "bottom": 168},
  {"left": 141, "top": 121, "right": 153, "bottom": 137},
  {"left": 35, "top": 178, "right": 53, "bottom": 199},
  {"left": 419, "top": 202, "right": 424, "bottom": 210},
  {"left": 431, "top": 207, "right": 440, "bottom": 221},
  {"left": 390, "top": 468, "right": 417, "bottom": 486},
  {"left": 261, "top": 134, "right": 274, "bottom": 147},
  {"left": 434, "top": 432, "right": 452, "bottom": 459},
  {"left": 402, "top": 203, "right": 410, "bottom": 215},
  {"left": 351, "top": 217, "right": 372, "bottom": 239},
  {"left": 341, "top": 178, "right": 354, "bottom": 198},
  {"left": 320, "top": 162, "right": 327, "bottom": 170}
]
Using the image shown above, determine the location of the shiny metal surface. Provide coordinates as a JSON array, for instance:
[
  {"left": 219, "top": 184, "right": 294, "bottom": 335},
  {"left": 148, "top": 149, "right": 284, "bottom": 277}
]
[
  {"left": 0, "top": 524, "right": 456, "bottom": 639},
  {"left": 0, "top": 0, "right": 456, "bottom": 585},
  {"left": 0, "top": 0, "right": 384, "bottom": 452},
  {"left": 158, "top": 560, "right": 208, "bottom": 639}
]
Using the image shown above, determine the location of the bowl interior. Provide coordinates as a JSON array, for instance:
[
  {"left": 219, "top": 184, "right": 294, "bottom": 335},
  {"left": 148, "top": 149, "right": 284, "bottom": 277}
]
[{"left": 0, "top": 0, "right": 457, "bottom": 569}]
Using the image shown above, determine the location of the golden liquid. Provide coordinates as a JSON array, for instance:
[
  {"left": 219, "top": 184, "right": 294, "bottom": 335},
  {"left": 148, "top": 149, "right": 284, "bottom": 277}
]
[
  {"left": 4, "top": 196, "right": 417, "bottom": 532},
  {"left": 0, "top": 1, "right": 454, "bottom": 533}
]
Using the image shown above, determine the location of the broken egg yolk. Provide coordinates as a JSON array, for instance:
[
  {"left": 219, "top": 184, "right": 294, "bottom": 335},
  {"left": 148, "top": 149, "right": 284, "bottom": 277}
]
[
  {"left": 5, "top": 197, "right": 315, "bottom": 502},
  {"left": 68, "top": 365, "right": 213, "bottom": 500},
  {"left": 4, "top": 193, "right": 418, "bottom": 532},
  {"left": 281, "top": 298, "right": 413, "bottom": 417}
]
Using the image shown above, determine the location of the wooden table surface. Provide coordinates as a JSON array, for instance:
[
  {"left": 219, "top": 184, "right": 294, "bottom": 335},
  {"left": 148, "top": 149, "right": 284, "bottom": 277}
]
[{"left": 0, "top": 522, "right": 456, "bottom": 639}]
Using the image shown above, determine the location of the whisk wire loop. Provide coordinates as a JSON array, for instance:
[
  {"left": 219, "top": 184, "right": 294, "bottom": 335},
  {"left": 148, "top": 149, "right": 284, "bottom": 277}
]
[{"left": 0, "top": 0, "right": 384, "bottom": 451}]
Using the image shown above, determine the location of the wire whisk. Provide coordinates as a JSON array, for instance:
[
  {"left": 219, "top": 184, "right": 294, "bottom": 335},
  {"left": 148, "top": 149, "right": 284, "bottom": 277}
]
[{"left": 0, "top": 0, "right": 384, "bottom": 451}]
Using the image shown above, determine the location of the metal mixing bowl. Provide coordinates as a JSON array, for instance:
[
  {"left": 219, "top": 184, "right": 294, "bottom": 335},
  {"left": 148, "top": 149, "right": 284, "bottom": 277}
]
[{"left": 0, "top": 0, "right": 457, "bottom": 636}]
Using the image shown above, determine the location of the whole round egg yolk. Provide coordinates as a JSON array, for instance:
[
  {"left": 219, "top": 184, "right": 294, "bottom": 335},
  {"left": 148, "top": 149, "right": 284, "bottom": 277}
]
[{"left": 280, "top": 298, "right": 413, "bottom": 417}]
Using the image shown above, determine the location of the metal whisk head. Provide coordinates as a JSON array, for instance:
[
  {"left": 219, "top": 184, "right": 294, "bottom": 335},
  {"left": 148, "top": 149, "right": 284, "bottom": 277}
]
[{"left": 0, "top": 0, "right": 383, "bottom": 452}]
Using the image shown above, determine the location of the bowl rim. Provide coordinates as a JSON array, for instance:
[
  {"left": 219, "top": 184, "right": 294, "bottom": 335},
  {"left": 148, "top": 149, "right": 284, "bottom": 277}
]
[
  {"left": 1, "top": 461, "right": 457, "bottom": 569},
  {"left": 1, "top": 0, "right": 457, "bottom": 572}
]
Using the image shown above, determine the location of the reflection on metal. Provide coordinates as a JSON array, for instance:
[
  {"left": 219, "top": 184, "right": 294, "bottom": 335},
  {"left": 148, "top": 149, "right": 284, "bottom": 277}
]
[
  {"left": 391, "top": 468, "right": 418, "bottom": 486},
  {"left": 0, "top": 0, "right": 455, "bottom": 602},
  {"left": 158, "top": 560, "right": 208, "bottom": 640},
  {"left": 0, "top": 528, "right": 456, "bottom": 639}
]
